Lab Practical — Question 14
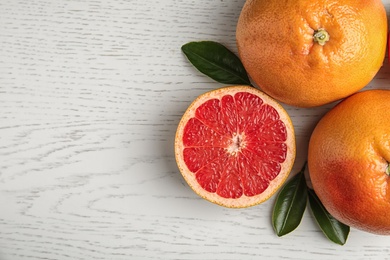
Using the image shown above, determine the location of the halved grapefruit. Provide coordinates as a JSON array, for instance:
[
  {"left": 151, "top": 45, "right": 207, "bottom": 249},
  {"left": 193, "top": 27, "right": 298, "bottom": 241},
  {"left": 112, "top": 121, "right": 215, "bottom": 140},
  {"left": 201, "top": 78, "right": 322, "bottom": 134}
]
[{"left": 175, "top": 86, "right": 296, "bottom": 208}]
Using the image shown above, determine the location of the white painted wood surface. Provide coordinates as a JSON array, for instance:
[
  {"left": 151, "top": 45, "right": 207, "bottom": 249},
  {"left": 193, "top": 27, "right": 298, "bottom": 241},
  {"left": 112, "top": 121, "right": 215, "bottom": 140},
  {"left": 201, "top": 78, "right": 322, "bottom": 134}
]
[{"left": 1, "top": 0, "right": 390, "bottom": 259}]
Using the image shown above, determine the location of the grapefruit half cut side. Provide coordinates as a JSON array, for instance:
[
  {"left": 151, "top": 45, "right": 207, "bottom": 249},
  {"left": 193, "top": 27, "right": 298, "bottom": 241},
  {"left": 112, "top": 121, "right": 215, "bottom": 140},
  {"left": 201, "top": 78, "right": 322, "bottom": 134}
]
[{"left": 175, "top": 86, "right": 296, "bottom": 208}]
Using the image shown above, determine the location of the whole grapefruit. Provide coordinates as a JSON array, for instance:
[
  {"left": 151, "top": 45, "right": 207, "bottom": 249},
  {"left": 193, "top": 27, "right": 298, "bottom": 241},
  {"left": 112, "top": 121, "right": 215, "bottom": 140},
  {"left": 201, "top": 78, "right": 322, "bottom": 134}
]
[
  {"left": 308, "top": 90, "right": 390, "bottom": 235},
  {"left": 175, "top": 86, "right": 296, "bottom": 208},
  {"left": 236, "top": 0, "right": 387, "bottom": 107}
]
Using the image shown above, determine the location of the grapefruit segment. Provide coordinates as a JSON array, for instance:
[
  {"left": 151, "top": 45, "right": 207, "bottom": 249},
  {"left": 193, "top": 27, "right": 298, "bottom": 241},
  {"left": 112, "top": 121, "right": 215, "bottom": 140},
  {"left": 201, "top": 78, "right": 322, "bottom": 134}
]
[
  {"left": 195, "top": 98, "right": 226, "bottom": 135},
  {"left": 183, "top": 118, "right": 230, "bottom": 147},
  {"left": 175, "top": 86, "right": 296, "bottom": 208},
  {"left": 183, "top": 147, "right": 226, "bottom": 173},
  {"left": 238, "top": 150, "right": 270, "bottom": 196},
  {"left": 195, "top": 156, "right": 226, "bottom": 193},
  {"left": 220, "top": 94, "right": 239, "bottom": 134},
  {"left": 215, "top": 157, "right": 243, "bottom": 199}
]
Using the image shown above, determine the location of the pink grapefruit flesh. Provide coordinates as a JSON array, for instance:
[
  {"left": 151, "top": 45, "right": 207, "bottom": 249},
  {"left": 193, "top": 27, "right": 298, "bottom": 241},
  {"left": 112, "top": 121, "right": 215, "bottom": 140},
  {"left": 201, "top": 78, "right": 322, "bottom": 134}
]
[{"left": 175, "top": 86, "right": 296, "bottom": 208}]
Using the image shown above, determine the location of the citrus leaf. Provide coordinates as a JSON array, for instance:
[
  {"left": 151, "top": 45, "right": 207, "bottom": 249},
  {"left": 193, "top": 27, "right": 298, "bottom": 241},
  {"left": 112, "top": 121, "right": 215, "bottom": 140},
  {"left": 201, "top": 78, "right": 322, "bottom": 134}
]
[
  {"left": 272, "top": 162, "right": 308, "bottom": 236},
  {"left": 181, "top": 41, "right": 252, "bottom": 86},
  {"left": 307, "top": 188, "right": 350, "bottom": 245}
]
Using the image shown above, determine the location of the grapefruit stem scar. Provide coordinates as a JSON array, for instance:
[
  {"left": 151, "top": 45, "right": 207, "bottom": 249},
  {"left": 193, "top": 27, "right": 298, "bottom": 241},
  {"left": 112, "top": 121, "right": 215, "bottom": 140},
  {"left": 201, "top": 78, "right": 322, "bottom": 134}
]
[
  {"left": 386, "top": 163, "right": 390, "bottom": 176},
  {"left": 313, "top": 28, "right": 330, "bottom": 46}
]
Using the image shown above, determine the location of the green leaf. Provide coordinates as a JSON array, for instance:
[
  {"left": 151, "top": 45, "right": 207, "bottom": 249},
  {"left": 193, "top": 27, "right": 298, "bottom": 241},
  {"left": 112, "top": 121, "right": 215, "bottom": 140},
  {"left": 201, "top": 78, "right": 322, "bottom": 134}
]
[
  {"left": 307, "top": 188, "right": 350, "bottom": 245},
  {"left": 272, "top": 162, "right": 308, "bottom": 236},
  {"left": 181, "top": 41, "right": 252, "bottom": 86}
]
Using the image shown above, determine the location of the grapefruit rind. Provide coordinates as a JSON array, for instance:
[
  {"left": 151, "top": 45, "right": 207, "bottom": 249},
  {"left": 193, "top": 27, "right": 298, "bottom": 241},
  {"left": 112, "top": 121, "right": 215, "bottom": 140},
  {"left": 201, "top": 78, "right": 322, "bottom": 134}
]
[{"left": 175, "top": 86, "right": 296, "bottom": 208}]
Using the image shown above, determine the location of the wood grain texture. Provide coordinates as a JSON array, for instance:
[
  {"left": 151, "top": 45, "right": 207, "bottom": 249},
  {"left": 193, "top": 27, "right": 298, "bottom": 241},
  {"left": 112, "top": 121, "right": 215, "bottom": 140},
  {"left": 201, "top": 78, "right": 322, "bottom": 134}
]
[{"left": 1, "top": 0, "right": 390, "bottom": 259}]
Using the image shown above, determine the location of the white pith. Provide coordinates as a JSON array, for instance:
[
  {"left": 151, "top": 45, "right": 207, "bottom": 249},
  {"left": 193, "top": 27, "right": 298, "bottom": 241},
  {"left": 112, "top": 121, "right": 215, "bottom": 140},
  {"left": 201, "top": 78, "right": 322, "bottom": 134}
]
[{"left": 227, "top": 133, "right": 247, "bottom": 156}]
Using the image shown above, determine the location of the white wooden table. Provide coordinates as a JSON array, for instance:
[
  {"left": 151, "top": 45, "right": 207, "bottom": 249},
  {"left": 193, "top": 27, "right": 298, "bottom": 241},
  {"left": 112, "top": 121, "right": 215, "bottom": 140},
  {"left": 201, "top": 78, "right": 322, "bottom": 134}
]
[{"left": 1, "top": 0, "right": 390, "bottom": 259}]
